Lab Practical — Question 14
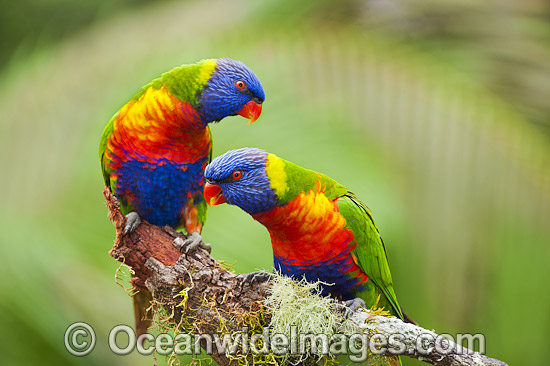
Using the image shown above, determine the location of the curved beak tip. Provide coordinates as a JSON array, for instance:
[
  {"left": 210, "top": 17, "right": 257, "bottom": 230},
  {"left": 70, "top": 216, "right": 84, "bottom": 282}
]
[
  {"left": 204, "top": 182, "right": 226, "bottom": 206},
  {"left": 238, "top": 100, "right": 263, "bottom": 124}
]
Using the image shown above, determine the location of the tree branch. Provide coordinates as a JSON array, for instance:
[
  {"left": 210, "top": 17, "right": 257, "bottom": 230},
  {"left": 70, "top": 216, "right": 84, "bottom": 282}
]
[
  {"left": 104, "top": 188, "right": 508, "bottom": 366},
  {"left": 348, "top": 312, "right": 507, "bottom": 366}
]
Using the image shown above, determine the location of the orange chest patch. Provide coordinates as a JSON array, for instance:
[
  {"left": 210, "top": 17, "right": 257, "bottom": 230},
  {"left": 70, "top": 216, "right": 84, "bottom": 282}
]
[
  {"left": 105, "top": 86, "right": 211, "bottom": 166},
  {"left": 255, "top": 191, "right": 356, "bottom": 263}
]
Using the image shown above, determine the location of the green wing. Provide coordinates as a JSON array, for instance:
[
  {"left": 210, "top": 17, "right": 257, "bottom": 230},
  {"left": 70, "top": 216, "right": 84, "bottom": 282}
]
[
  {"left": 337, "top": 193, "right": 404, "bottom": 319},
  {"left": 98, "top": 113, "right": 117, "bottom": 188},
  {"left": 195, "top": 125, "right": 213, "bottom": 229},
  {"left": 278, "top": 159, "right": 348, "bottom": 204},
  {"left": 207, "top": 125, "right": 213, "bottom": 164}
]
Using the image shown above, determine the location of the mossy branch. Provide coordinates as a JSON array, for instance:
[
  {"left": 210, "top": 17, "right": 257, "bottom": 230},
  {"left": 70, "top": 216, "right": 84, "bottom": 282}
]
[{"left": 104, "top": 188, "right": 508, "bottom": 366}]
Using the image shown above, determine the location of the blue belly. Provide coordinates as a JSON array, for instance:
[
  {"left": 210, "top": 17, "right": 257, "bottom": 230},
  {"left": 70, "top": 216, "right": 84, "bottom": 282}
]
[
  {"left": 113, "top": 158, "right": 206, "bottom": 228},
  {"left": 273, "top": 255, "right": 369, "bottom": 301}
]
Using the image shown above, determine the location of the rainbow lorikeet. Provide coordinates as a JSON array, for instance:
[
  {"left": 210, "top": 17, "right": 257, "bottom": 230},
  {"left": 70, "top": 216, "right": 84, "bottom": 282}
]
[
  {"left": 203, "top": 148, "right": 413, "bottom": 323},
  {"left": 99, "top": 59, "right": 265, "bottom": 335}
]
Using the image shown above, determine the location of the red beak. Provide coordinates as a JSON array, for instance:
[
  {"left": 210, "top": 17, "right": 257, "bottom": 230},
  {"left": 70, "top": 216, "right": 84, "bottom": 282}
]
[
  {"left": 204, "top": 182, "right": 227, "bottom": 206},
  {"left": 237, "top": 100, "right": 263, "bottom": 124}
]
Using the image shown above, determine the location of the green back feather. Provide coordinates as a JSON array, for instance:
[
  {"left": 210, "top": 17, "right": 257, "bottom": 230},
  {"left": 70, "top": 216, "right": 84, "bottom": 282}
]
[
  {"left": 132, "top": 59, "right": 217, "bottom": 107},
  {"left": 266, "top": 155, "right": 348, "bottom": 205}
]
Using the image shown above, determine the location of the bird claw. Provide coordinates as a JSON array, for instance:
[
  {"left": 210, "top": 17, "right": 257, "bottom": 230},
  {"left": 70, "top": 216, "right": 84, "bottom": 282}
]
[
  {"left": 123, "top": 212, "right": 142, "bottom": 235},
  {"left": 343, "top": 297, "right": 366, "bottom": 318},
  {"left": 245, "top": 270, "right": 273, "bottom": 285},
  {"left": 173, "top": 232, "right": 211, "bottom": 254}
]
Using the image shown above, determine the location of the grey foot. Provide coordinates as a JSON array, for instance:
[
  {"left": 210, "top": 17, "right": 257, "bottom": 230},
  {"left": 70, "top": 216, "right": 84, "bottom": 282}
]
[
  {"left": 245, "top": 270, "right": 273, "bottom": 285},
  {"left": 123, "top": 212, "right": 142, "bottom": 235},
  {"left": 343, "top": 297, "right": 366, "bottom": 317},
  {"left": 173, "top": 232, "right": 211, "bottom": 254}
]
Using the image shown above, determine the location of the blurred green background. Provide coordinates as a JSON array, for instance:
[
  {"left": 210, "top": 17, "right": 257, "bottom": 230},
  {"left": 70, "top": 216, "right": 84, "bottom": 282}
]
[{"left": 1, "top": 0, "right": 549, "bottom": 365}]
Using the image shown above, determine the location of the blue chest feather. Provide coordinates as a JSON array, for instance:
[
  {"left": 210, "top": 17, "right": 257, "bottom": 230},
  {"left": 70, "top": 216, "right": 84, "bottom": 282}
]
[
  {"left": 113, "top": 158, "right": 206, "bottom": 228},
  {"left": 273, "top": 255, "right": 370, "bottom": 301}
]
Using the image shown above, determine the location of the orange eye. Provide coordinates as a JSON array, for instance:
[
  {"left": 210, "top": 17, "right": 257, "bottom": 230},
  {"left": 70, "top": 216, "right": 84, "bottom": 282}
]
[
  {"left": 232, "top": 170, "right": 242, "bottom": 180},
  {"left": 235, "top": 80, "right": 246, "bottom": 89}
]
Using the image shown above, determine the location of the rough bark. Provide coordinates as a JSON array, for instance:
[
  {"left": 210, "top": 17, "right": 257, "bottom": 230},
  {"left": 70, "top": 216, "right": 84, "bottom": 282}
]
[{"left": 104, "top": 188, "right": 508, "bottom": 366}]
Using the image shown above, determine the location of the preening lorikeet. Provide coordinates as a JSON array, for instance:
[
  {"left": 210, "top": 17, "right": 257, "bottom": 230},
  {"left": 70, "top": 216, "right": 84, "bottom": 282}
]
[
  {"left": 99, "top": 59, "right": 265, "bottom": 336},
  {"left": 203, "top": 148, "right": 413, "bottom": 323}
]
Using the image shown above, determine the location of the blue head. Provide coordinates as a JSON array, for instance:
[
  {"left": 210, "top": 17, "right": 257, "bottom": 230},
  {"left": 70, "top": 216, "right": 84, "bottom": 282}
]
[
  {"left": 199, "top": 59, "right": 265, "bottom": 124},
  {"left": 203, "top": 148, "right": 279, "bottom": 215}
]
